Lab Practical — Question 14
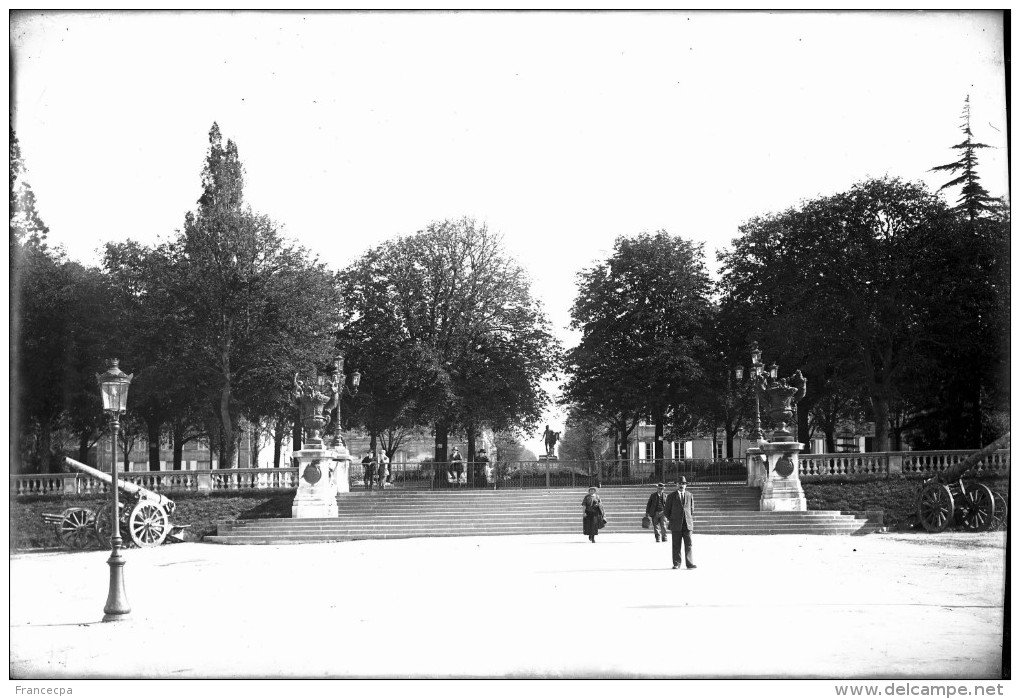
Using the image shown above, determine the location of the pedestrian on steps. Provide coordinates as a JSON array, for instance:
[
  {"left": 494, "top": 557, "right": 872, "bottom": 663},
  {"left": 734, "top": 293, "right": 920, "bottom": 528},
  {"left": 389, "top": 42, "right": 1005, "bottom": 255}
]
[
  {"left": 377, "top": 450, "right": 389, "bottom": 489},
  {"left": 582, "top": 486, "right": 605, "bottom": 543},
  {"left": 645, "top": 482, "right": 669, "bottom": 543},
  {"left": 362, "top": 451, "right": 376, "bottom": 491},
  {"left": 450, "top": 447, "right": 465, "bottom": 487}
]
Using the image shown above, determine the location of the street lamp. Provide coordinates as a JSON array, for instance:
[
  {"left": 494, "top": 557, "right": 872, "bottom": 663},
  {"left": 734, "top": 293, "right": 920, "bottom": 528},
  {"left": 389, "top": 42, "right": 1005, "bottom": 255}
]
[
  {"left": 738, "top": 342, "right": 767, "bottom": 442},
  {"left": 329, "top": 354, "right": 361, "bottom": 450},
  {"left": 96, "top": 359, "right": 133, "bottom": 622}
]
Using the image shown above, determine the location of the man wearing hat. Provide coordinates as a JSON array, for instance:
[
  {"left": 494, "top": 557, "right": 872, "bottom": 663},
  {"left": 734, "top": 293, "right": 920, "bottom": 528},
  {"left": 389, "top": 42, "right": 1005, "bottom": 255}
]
[
  {"left": 645, "top": 482, "right": 669, "bottom": 543},
  {"left": 581, "top": 486, "right": 605, "bottom": 543},
  {"left": 664, "top": 477, "right": 696, "bottom": 569}
]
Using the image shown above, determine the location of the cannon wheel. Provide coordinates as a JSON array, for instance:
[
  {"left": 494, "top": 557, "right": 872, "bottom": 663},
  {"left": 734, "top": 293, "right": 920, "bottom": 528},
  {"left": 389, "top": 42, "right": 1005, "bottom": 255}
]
[
  {"left": 128, "top": 501, "right": 170, "bottom": 548},
  {"left": 990, "top": 492, "right": 1008, "bottom": 530},
  {"left": 918, "top": 483, "right": 955, "bottom": 532},
  {"left": 959, "top": 484, "right": 995, "bottom": 532},
  {"left": 93, "top": 503, "right": 127, "bottom": 547},
  {"left": 56, "top": 508, "right": 96, "bottom": 550},
  {"left": 93, "top": 504, "right": 112, "bottom": 547}
]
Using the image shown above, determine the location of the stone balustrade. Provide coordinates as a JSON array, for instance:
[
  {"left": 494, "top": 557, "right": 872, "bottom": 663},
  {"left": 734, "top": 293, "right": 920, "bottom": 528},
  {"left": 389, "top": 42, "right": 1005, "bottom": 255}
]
[
  {"left": 10, "top": 449, "right": 1011, "bottom": 497},
  {"left": 797, "top": 450, "right": 1009, "bottom": 480},
  {"left": 10, "top": 468, "right": 300, "bottom": 497}
]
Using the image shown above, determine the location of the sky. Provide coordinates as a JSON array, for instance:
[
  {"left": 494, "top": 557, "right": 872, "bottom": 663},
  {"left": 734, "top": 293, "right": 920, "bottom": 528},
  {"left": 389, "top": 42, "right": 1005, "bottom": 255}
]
[{"left": 9, "top": 10, "right": 1009, "bottom": 455}]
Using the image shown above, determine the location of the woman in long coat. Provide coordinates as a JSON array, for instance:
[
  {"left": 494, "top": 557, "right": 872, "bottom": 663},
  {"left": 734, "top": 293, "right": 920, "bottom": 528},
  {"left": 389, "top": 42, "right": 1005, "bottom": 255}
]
[{"left": 582, "top": 486, "right": 604, "bottom": 543}]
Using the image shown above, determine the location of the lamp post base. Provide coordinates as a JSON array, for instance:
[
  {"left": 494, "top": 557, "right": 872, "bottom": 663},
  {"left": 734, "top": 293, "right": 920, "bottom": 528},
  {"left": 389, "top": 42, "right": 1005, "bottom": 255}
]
[{"left": 102, "top": 549, "right": 131, "bottom": 621}]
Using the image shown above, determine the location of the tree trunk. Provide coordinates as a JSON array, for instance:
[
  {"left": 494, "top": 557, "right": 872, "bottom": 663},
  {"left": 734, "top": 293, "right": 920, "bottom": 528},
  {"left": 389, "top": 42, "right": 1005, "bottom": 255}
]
[
  {"left": 467, "top": 426, "right": 476, "bottom": 464},
  {"left": 466, "top": 425, "right": 477, "bottom": 486},
  {"left": 219, "top": 383, "right": 236, "bottom": 469},
  {"left": 871, "top": 396, "right": 890, "bottom": 452},
  {"left": 292, "top": 406, "right": 302, "bottom": 453},
  {"left": 653, "top": 410, "right": 664, "bottom": 481},
  {"left": 78, "top": 433, "right": 91, "bottom": 465},
  {"left": 148, "top": 417, "right": 161, "bottom": 471},
  {"left": 797, "top": 399, "right": 813, "bottom": 451},
  {"left": 39, "top": 421, "right": 53, "bottom": 474},
  {"left": 172, "top": 429, "right": 184, "bottom": 470},
  {"left": 434, "top": 421, "right": 449, "bottom": 487},
  {"left": 249, "top": 425, "right": 261, "bottom": 467},
  {"left": 273, "top": 419, "right": 286, "bottom": 468},
  {"left": 825, "top": 429, "right": 836, "bottom": 454}
]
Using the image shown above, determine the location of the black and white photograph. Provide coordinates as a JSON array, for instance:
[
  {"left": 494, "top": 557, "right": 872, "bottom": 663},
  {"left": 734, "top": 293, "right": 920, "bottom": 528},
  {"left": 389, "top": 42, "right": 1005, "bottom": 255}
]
[{"left": 9, "top": 9, "right": 1009, "bottom": 690}]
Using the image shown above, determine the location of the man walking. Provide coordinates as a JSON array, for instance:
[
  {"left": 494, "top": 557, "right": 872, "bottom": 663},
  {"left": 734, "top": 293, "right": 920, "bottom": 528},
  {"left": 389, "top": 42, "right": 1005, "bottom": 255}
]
[
  {"left": 645, "top": 482, "right": 669, "bottom": 543},
  {"left": 664, "top": 477, "right": 696, "bottom": 569},
  {"left": 362, "top": 451, "right": 376, "bottom": 490}
]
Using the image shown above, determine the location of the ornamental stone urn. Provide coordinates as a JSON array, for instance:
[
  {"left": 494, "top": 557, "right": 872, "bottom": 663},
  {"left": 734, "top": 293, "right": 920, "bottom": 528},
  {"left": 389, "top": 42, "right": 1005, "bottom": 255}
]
[
  {"left": 754, "top": 369, "right": 809, "bottom": 511},
  {"left": 290, "top": 372, "right": 350, "bottom": 518}
]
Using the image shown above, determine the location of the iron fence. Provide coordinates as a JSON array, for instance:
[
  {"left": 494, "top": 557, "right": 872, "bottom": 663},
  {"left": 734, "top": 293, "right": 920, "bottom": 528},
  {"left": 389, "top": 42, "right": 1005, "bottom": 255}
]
[{"left": 353, "top": 458, "right": 746, "bottom": 491}]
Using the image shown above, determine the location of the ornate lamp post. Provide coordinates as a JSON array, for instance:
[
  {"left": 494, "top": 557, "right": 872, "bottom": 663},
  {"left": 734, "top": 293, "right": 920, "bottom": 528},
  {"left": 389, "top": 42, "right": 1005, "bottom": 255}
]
[
  {"left": 735, "top": 341, "right": 766, "bottom": 443},
  {"left": 96, "top": 359, "right": 133, "bottom": 622},
  {"left": 328, "top": 354, "right": 361, "bottom": 450}
]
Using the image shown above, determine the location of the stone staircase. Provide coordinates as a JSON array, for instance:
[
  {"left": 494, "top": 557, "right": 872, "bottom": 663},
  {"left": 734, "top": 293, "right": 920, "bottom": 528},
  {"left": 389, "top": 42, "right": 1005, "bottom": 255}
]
[{"left": 206, "top": 484, "right": 878, "bottom": 544}]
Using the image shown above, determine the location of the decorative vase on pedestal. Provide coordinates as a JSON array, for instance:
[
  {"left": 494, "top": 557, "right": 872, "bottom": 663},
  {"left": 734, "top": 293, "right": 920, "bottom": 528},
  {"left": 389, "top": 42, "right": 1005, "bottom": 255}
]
[{"left": 290, "top": 372, "right": 346, "bottom": 519}]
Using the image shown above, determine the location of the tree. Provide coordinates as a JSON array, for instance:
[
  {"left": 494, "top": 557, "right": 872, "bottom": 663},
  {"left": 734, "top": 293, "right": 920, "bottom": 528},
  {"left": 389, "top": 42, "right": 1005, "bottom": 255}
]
[
  {"left": 718, "top": 177, "right": 971, "bottom": 451},
  {"left": 558, "top": 406, "right": 613, "bottom": 464},
  {"left": 923, "top": 97, "right": 1010, "bottom": 446},
  {"left": 562, "top": 231, "right": 712, "bottom": 476},
  {"left": 168, "top": 124, "right": 341, "bottom": 467},
  {"left": 339, "top": 218, "right": 559, "bottom": 471},
  {"left": 11, "top": 127, "right": 54, "bottom": 471},
  {"left": 930, "top": 95, "right": 995, "bottom": 223}
]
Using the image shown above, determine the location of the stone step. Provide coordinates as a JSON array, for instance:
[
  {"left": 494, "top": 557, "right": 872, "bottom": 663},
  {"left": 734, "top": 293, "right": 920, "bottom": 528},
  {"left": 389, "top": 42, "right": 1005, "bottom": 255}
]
[
  {"left": 207, "top": 523, "right": 869, "bottom": 544},
  {"left": 219, "top": 512, "right": 854, "bottom": 529},
  {"left": 209, "top": 485, "right": 877, "bottom": 543},
  {"left": 215, "top": 514, "right": 866, "bottom": 534}
]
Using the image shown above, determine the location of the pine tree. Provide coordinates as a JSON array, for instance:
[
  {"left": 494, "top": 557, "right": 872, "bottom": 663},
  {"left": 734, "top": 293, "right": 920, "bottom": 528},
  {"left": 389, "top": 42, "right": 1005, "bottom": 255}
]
[{"left": 930, "top": 95, "right": 995, "bottom": 222}]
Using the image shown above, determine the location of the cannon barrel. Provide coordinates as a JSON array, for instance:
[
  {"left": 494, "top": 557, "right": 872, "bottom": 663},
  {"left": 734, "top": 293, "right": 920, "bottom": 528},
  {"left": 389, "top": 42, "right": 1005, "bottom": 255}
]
[
  {"left": 64, "top": 457, "right": 175, "bottom": 510},
  {"left": 935, "top": 433, "right": 1010, "bottom": 484}
]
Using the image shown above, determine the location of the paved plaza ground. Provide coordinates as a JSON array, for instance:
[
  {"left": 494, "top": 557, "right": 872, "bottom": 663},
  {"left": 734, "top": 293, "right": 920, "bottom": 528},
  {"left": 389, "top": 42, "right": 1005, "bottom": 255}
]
[{"left": 9, "top": 530, "right": 1008, "bottom": 679}]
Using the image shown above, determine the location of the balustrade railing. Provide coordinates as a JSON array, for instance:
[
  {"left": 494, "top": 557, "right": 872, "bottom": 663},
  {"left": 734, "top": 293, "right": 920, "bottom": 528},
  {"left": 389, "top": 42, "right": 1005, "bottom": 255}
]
[
  {"left": 357, "top": 458, "right": 746, "bottom": 490},
  {"left": 799, "top": 453, "right": 888, "bottom": 478},
  {"left": 11, "top": 450, "right": 1009, "bottom": 497},
  {"left": 797, "top": 450, "right": 1010, "bottom": 479},
  {"left": 10, "top": 468, "right": 300, "bottom": 497}
]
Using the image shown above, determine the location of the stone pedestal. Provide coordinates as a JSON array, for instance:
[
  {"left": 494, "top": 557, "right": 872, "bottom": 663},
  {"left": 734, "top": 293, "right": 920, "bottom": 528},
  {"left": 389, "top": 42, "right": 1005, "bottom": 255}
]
[
  {"left": 758, "top": 441, "right": 807, "bottom": 511},
  {"left": 332, "top": 444, "right": 352, "bottom": 495},
  {"left": 746, "top": 446, "right": 767, "bottom": 488},
  {"left": 292, "top": 447, "right": 344, "bottom": 519}
]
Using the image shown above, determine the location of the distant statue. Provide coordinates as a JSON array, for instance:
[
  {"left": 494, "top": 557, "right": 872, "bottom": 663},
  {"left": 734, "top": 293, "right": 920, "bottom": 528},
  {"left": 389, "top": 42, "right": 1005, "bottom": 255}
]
[{"left": 543, "top": 425, "right": 560, "bottom": 457}]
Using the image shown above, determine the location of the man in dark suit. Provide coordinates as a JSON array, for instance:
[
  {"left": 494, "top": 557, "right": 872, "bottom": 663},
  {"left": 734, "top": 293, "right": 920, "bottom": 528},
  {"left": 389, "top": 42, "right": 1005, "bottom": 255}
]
[
  {"left": 664, "top": 477, "right": 696, "bottom": 569},
  {"left": 645, "top": 483, "right": 669, "bottom": 543}
]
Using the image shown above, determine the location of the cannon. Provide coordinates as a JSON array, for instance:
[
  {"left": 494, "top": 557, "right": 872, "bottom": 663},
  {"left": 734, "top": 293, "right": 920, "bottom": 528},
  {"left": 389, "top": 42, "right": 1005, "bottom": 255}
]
[
  {"left": 41, "top": 457, "right": 187, "bottom": 549},
  {"left": 916, "top": 434, "right": 1009, "bottom": 533}
]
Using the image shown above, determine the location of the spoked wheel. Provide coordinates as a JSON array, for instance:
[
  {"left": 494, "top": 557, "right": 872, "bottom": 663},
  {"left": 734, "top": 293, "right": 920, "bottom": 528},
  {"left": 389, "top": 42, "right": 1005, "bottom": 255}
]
[
  {"left": 93, "top": 503, "right": 126, "bottom": 547},
  {"left": 57, "top": 508, "right": 96, "bottom": 550},
  {"left": 918, "top": 483, "right": 955, "bottom": 532},
  {"left": 959, "top": 484, "right": 995, "bottom": 532},
  {"left": 128, "top": 501, "right": 170, "bottom": 548},
  {"left": 990, "top": 492, "right": 1008, "bottom": 530},
  {"left": 93, "top": 504, "right": 113, "bottom": 547}
]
